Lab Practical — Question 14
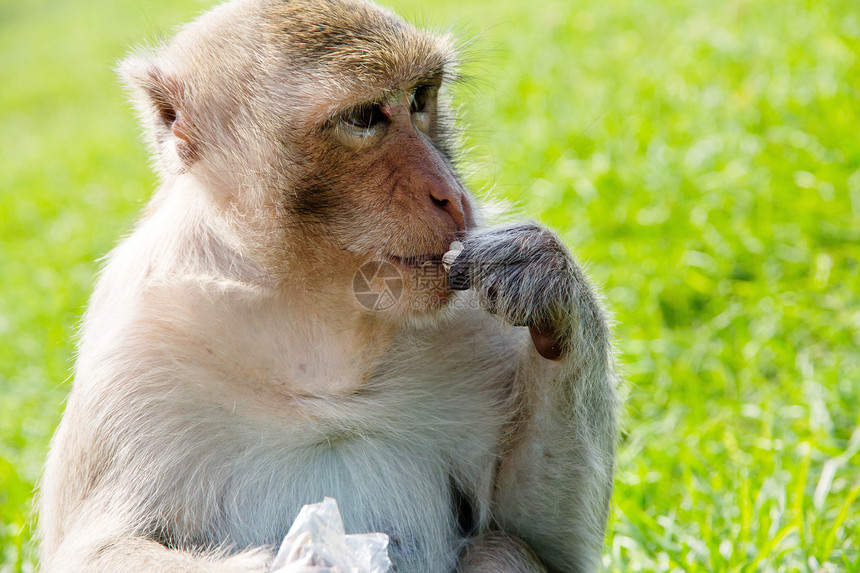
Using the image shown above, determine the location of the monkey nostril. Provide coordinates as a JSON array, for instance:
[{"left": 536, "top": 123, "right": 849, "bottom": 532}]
[{"left": 429, "top": 192, "right": 466, "bottom": 232}]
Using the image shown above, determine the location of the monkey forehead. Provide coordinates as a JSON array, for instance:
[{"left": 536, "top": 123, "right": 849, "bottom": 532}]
[
  {"left": 127, "top": 0, "right": 457, "bottom": 132},
  {"left": 261, "top": 0, "right": 456, "bottom": 91}
]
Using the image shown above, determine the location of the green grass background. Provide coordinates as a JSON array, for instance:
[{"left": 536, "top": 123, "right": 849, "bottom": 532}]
[{"left": 1, "top": 0, "right": 858, "bottom": 570}]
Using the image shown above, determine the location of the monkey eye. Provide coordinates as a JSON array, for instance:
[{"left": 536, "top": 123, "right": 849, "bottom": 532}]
[
  {"left": 410, "top": 84, "right": 436, "bottom": 113},
  {"left": 342, "top": 103, "right": 387, "bottom": 130}
]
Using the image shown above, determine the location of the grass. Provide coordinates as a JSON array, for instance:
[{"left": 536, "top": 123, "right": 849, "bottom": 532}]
[{"left": 1, "top": 0, "right": 858, "bottom": 570}]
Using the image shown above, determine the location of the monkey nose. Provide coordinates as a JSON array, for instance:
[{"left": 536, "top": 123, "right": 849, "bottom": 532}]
[{"left": 428, "top": 182, "right": 467, "bottom": 232}]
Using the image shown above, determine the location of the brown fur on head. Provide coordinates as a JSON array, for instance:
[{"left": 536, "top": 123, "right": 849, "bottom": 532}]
[
  {"left": 263, "top": 0, "right": 454, "bottom": 95},
  {"left": 120, "top": 0, "right": 473, "bottom": 315}
]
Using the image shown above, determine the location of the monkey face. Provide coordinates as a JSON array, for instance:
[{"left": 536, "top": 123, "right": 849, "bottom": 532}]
[
  {"left": 289, "top": 83, "right": 475, "bottom": 315},
  {"left": 276, "top": 73, "right": 475, "bottom": 318}
]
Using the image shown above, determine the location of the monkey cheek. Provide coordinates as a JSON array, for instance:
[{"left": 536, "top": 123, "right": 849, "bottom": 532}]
[{"left": 528, "top": 323, "right": 564, "bottom": 361}]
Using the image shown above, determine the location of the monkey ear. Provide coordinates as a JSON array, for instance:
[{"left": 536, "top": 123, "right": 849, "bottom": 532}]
[{"left": 117, "top": 54, "right": 200, "bottom": 170}]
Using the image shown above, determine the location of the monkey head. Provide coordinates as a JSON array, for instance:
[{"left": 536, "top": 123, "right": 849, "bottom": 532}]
[{"left": 120, "top": 0, "right": 476, "bottom": 320}]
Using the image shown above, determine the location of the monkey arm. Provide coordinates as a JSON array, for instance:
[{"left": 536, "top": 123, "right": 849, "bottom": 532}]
[
  {"left": 492, "top": 332, "right": 617, "bottom": 573},
  {"left": 450, "top": 223, "right": 619, "bottom": 572},
  {"left": 41, "top": 526, "right": 272, "bottom": 573}
]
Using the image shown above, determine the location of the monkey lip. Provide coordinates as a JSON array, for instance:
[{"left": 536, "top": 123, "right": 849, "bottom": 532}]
[{"left": 385, "top": 253, "right": 444, "bottom": 269}]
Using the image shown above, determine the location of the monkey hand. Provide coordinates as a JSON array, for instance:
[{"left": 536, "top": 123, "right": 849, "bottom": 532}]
[{"left": 448, "top": 223, "right": 585, "bottom": 361}]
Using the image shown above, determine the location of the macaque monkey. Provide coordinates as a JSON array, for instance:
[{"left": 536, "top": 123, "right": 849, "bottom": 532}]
[{"left": 38, "top": 0, "right": 619, "bottom": 571}]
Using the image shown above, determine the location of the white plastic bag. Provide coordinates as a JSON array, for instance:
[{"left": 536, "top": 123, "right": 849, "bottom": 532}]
[{"left": 269, "top": 497, "right": 391, "bottom": 573}]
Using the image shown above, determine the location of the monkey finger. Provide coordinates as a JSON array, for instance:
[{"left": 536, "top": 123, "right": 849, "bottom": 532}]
[
  {"left": 447, "top": 265, "right": 471, "bottom": 290},
  {"left": 528, "top": 323, "right": 564, "bottom": 361}
]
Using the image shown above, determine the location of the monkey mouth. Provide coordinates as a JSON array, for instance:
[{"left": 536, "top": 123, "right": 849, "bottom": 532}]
[{"left": 385, "top": 253, "right": 444, "bottom": 269}]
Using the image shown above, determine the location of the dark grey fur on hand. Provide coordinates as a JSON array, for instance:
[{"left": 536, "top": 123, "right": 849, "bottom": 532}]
[{"left": 449, "top": 223, "right": 596, "bottom": 360}]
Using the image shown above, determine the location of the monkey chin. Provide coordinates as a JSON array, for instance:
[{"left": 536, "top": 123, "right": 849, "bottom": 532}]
[
  {"left": 353, "top": 258, "right": 457, "bottom": 326},
  {"left": 399, "top": 261, "right": 451, "bottom": 309},
  {"left": 391, "top": 289, "right": 460, "bottom": 330}
]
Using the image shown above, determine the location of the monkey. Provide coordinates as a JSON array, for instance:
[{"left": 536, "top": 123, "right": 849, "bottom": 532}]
[{"left": 37, "top": 0, "right": 619, "bottom": 571}]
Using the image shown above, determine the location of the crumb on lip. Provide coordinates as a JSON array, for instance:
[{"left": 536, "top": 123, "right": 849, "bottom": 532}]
[{"left": 441, "top": 241, "right": 464, "bottom": 272}]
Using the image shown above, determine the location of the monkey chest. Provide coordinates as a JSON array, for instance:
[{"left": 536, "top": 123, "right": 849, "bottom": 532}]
[
  {"left": 213, "top": 434, "right": 484, "bottom": 572},
  {"left": 180, "top": 349, "right": 509, "bottom": 570}
]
